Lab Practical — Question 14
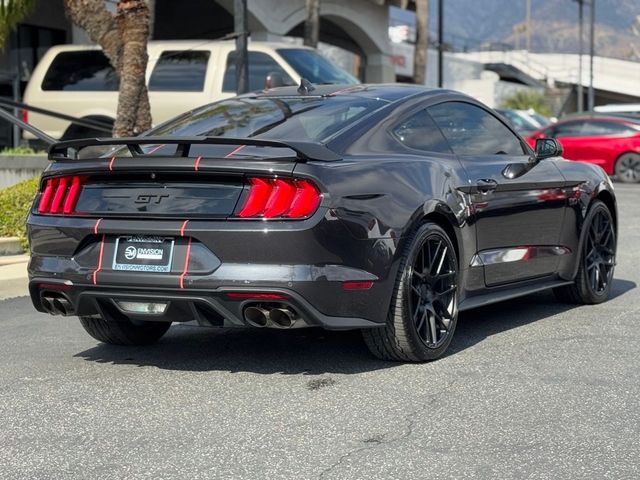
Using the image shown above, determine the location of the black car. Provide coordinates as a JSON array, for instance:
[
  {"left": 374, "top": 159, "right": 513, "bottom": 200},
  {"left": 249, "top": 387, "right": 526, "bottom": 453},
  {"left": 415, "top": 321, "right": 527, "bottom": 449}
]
[{"left": 27, "top": 84, "right": 618, "bottom": 361}]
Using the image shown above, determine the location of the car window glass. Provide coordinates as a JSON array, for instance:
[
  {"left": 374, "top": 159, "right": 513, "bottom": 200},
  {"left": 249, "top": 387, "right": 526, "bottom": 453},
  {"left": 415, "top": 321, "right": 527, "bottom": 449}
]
[
  {"left": 552, "top": 121, "right": 584, "bottom": 137},
  {"left": 42, "top": 51, "right": 118, "bottom": 91},
  {"left": 222, "top": 52, "right": 294, "bottom": 92},
  {"left": 392, "top": 109, "right": 452, "bottom": 153},
  {"left": 276, "top": 48, "right": 359, "bottom": 85},
  {"left": 579, "top": 121, "right": 637, "bottom": 136},
  {"left": 149, "top": 51, "right": 210, "bottom": 92},
  {"left": 428, "top": 102, "right": 525, "bottom": 156}
]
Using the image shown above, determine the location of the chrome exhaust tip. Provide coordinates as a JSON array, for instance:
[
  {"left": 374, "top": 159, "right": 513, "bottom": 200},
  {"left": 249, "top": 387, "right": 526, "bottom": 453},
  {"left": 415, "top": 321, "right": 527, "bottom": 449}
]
[
  {"left": 269, "top": 307, "right": 298, "bottom": 328},
  {"left": 244, "top": 306, "right": 270, "bottom": 328}
]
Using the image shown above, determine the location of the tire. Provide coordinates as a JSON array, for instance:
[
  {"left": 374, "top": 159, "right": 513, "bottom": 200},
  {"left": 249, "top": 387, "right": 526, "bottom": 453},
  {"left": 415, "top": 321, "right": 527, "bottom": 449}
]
[
  {"left": 79, "top": 315, "right": 171, "bottom": 345},
  {"left": 554, "top": 200, "right": 616, "bottom": 304},
  {"left": 363, "top": 222, "right": 459, "bottom": 362},
  {"left": 614, "top": 152, "right": 640, "bottom": 183}
]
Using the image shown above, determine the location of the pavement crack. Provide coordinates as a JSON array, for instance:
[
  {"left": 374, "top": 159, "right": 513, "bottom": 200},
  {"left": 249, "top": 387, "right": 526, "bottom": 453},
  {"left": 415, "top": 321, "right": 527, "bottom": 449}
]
[{"left": 318, "top": 379, "right": 457, "bottom": 479}]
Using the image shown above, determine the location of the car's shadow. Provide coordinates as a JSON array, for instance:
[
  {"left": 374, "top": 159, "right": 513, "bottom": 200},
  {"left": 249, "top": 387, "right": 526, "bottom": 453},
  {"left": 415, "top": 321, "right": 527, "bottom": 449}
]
[{"left": 74, "top": 279, "right": 636, "bottom": 374}]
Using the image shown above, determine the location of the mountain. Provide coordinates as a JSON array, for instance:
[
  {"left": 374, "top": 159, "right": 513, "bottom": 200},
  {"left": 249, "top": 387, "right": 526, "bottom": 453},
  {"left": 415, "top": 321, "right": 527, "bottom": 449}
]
[{"left": 429, "top": 0, "right": 639, "bottom": 59}]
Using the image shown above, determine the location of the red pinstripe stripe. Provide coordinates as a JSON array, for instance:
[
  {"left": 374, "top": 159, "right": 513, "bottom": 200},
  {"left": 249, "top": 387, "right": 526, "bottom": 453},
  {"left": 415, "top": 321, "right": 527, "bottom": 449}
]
[
  {"left": 108, "top": 157, "right": 115, "bottom": 171},
  {"left": 180, "top": 220, "right": 189, "bottom": 237},
  {"left": 179, "top": 237, "right": 192, "bottom": 289},
  {"left": 93, "top": 218, "right": 103, "bottom": 235},
  {"left": 224, "top": 145, "right": 246, "bottom": 158},
  {"left": 92, "top": 234, "right": 106, "bottom": 285},
  {"left": 194, "top": 156, "right": 203, "bottom": 171}
]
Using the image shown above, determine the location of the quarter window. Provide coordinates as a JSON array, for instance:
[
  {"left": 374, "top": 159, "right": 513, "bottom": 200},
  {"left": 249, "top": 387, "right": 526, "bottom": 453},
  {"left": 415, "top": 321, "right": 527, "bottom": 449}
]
[
  {"left": 149, "top": 51, "right": 210, "bottom": 92},
  {"left": 392, "top": 110, "right": 452, "bottom": 153},
  {"left": 428, "top": 102, "right": 525, "bottom": 156},
  {"left": 222, "top": 51, "right": 293, "bottom": 92},
  {"left": 42, "top": 51, "right": 118, "bottom": 91}
]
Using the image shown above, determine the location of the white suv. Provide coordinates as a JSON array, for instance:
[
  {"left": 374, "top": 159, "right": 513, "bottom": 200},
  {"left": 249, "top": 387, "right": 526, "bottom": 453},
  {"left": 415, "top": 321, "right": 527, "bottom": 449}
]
[{"left": 23, "top": 40, "right": 358, "bottom": 140}]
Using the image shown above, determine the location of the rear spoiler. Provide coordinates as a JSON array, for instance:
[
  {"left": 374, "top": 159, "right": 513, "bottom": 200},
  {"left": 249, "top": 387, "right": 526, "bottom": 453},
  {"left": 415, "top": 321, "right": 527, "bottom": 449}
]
[{"left": 48, "top": 136, "right": 342, "bottom": 162}]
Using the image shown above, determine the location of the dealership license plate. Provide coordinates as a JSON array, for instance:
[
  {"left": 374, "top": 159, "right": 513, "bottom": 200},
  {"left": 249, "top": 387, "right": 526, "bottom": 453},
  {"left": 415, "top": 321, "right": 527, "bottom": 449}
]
[{"left": 113, "top": 236, "right": 175, "bottom": 273}]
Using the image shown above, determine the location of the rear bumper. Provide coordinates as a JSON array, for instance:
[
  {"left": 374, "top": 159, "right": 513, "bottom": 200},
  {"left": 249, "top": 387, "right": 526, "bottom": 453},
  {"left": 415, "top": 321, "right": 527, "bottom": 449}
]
[{"left": 28, "top": 279, "right": 383, "bottom": 330}]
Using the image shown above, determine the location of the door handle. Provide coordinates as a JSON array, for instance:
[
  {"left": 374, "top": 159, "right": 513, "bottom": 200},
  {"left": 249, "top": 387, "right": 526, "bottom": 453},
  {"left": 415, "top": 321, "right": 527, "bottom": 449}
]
[{"left": 476, "top": 179, "right": 498, "bottom": 194}]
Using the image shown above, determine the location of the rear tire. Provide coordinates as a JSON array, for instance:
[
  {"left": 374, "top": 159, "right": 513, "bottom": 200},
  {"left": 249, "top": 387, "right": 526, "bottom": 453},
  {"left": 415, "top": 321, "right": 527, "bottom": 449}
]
[
  {"left": 79, "top": 315, "right": 171, "bottom": 345},
  {"left": 554, "top": 200, "right": 616, "bottom": 304},
  {"left": 614, "top": 152, "right": 640, "bottom": 183},
  {"left": 363, "top": 222, "right": 459, "bottom": 362}
]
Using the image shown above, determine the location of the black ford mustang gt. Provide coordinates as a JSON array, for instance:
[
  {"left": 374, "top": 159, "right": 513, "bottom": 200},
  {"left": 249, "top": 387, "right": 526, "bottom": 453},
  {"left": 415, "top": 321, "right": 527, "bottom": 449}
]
[{"left": 27, "top": 84, "right": 617, "bottom": 361}]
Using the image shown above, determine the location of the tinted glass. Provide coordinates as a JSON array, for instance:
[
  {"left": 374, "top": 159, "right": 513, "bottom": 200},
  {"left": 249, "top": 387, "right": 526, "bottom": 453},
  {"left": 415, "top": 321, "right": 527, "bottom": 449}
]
[
  {"left": 580, "top": 120, "right": 638, "bottom": 136},
  {"left": 392, "top": 110, "right": 452, "bottom": 153},
  {"left": 552, "top": 121, "right": 585, "bottom": 137},
  {"left": 222, "top": 52, "right": 293, "bottom": 92},
  {"left": 429, "top": 102, "right": 525, "bottom": 156},
  {"left": 42, "top": 51, "right": 118, "bottom": 91},
  {"left": 149, "top": 51, "right": 210, "bottom": 91},
  {"left": 277, "top": 48, "right": 359, "bottom": 85},
  {"left": 148, "top": 96, "right": 386, "bottom": 142}
]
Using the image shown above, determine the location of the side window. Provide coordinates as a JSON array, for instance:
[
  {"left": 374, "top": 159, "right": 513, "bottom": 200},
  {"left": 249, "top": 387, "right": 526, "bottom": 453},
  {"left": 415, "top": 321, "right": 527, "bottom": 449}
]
[
  {"left": 42, "top": 51, "right": 118, "bottom": 91},
  {"left": 552, "top": 121, "right": 584, "bottom": 137},
  {"left": 392, "top": 109, "right": 452, "bottom": 153},
  {"left": 580, "top": 121, "right": 636, "bottom": 136},
  {"left": 149, "top": 51, "right": 210, "bottom": 92},
  {"left": 428, "top": 102, "right": 525, "bottom": 156},
  {"left": 222, "top": 51, "right": 293, "bottom": 92}
]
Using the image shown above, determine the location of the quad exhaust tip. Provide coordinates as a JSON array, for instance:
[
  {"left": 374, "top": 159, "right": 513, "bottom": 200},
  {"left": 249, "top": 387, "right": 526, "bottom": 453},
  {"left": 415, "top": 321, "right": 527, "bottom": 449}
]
[
  {"left": 41, "top": 294, "right": 74, "bottom": 316},
  {"left": 243, "top": 305, "right": 299, "bottom": 328}
]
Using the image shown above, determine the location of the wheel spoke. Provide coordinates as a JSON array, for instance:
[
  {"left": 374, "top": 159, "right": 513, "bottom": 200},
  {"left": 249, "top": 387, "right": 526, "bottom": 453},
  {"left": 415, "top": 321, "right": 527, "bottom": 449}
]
[{"left": 428, "top": 312, "right": 438, "bottom": 345}]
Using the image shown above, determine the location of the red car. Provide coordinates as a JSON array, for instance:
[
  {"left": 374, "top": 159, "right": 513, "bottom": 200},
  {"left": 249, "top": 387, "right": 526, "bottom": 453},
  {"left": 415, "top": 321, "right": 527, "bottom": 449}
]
[{"left": 527, "top": 116, "right": 640, "bottom": 183}]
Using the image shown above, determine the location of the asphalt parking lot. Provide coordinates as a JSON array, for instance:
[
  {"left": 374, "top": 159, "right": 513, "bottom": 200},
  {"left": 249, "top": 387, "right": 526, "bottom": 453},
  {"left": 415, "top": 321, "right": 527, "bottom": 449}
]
[{"left": 1, "top": 184, "right": 639, "bottom": 480}]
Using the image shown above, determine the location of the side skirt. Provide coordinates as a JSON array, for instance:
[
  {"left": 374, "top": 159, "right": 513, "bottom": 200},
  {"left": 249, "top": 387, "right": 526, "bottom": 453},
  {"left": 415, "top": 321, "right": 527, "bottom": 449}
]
[{"left": 458, "top": 279, "right": 574, "bottom": 312}]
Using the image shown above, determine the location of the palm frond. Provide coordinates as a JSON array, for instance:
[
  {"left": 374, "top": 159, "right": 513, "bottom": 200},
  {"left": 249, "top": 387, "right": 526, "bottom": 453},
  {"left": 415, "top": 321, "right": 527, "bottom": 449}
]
[{"left": 0, "top": 0, "right": 35, "bottom": 49}]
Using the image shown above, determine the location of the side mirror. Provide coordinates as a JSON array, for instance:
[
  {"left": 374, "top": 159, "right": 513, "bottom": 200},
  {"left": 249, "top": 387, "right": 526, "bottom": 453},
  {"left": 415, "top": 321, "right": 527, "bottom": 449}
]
[
  {"left": 534, "top": 137, "right": 563, "bottom": 160},
  {"left": 265, "top": 72, "right": 285, "bottom": 89}
]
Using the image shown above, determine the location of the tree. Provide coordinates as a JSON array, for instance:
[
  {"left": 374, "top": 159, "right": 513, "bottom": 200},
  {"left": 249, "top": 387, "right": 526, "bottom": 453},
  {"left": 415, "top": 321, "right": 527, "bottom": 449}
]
[
  {"left": 413, "top": 0, "right": 428, "bottom": 85},
  {"left": 0, "top": 0, "right": 35, "bottom": 49},
  {"left": 64, "top": 0, "right": 151, "bottom": 137}
]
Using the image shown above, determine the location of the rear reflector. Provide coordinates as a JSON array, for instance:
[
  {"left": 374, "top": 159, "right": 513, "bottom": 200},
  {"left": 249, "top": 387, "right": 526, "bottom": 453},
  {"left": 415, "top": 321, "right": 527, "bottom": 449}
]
[
  {"left": 342, "top": 281, "right": 374, "bottom": 290},
  {"left": 237, "top": 177, "right": 320, "bottom": 219},
  {"left": 38, "top": 176, "right": 86, "bottom": 215},
  {"left": 225, "top": 292, "right": 289, "bottom": 300}
]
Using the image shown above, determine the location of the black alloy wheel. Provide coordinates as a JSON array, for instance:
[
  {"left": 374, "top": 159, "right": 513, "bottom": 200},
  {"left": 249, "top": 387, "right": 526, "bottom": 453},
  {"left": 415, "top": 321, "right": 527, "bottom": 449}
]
[
  {"left": 408, "top": 234, "right": 457, "bottom": 349},
  {"left": 583, "top": 207, "right": 616, "bottom": 295},
  {"left": 554, "top": 200, "right": 616, "bottom": 304},
  {"left": 363, "top": 222, "right": 459, "bottom": 362}
]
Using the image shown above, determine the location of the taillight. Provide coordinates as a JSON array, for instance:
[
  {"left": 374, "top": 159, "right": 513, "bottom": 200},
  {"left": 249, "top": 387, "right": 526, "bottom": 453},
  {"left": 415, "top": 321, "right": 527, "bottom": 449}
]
[
  {"left": 21, "top": 109, "right": 28, "bottom": 124},
  {"left": 237, "top": 177, "right": 321, "bottom": 219},
  {"left": 38, "top": 176, "right": 85, "bottom": 215}
]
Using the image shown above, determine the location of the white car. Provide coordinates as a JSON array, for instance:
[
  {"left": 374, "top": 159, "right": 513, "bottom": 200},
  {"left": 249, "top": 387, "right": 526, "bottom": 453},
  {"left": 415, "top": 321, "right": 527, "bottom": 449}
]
[{"left": 23, "top": 40, "right": 359, "bottom": 140}]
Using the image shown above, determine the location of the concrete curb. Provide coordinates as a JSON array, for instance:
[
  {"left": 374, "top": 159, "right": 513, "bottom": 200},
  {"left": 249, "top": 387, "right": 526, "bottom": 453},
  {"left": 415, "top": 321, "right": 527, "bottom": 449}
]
[
  {"left": 0, "top": 256, "right": 29, "bottom": 300},
  {"left": 0, "top": 237, "right": 24, "bottom": 256}
]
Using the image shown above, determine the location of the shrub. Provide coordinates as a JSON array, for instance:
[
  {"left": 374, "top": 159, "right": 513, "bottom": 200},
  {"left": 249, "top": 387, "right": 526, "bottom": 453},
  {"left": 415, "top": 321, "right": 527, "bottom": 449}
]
[
  {"left": 502, "top": 90, "right": 552, "bottom": 117},
  {"left": 0, "top": 177, "right": 39, "bottom": 251}
]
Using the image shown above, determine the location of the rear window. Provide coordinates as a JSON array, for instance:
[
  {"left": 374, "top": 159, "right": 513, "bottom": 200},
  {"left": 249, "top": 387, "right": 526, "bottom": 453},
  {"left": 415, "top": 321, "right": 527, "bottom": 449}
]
[
  {"left": 42, "top": 51, "right": 118, "bottom": 91},
  {"left": 147, "top": 96, "right": 387, "bottom": 143},
  {"left": 149, "top": 50, "right": 210, "bottom": 92}
]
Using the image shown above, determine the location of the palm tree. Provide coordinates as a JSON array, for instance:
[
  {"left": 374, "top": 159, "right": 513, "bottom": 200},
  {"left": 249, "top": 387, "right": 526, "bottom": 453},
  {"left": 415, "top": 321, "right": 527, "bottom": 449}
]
[
  {"left": 0, "top": 0, "right": 35, "bottom": 49},
  {"left": 65, "top": 0, "right": 151, "bottom": 137}
]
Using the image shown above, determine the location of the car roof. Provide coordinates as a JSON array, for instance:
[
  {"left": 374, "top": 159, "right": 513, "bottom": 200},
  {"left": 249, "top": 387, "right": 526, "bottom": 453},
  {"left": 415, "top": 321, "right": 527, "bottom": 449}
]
[
  {"left": 40, "top": 40, "right": 316, "bottom": 55},
  {"left": 244, "top": 83, "right": 466, "bottom": 104}
]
